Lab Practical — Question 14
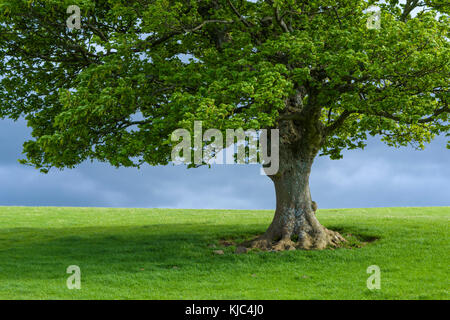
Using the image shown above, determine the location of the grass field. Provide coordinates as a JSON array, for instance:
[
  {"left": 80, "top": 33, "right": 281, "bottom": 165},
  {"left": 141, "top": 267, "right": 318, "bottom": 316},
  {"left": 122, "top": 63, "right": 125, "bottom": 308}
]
[{"left": 0, "top": 206, "right": 448, "bottom": 300}]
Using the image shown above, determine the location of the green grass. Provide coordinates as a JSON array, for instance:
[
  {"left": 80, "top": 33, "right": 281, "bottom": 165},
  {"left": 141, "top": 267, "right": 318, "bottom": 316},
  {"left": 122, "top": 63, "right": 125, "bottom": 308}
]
[{"left": 0, "top": 206, "right": 448, "bottom": 300}]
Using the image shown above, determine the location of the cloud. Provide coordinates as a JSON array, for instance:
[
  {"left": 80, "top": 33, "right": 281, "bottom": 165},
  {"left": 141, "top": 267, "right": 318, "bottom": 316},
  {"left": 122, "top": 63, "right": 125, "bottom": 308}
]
[
  {"left": 311, "top": 136, "right": 450, "bottom": 208},
  {"left": 0, "top": 118, "right": 448, "bottom": 209}
]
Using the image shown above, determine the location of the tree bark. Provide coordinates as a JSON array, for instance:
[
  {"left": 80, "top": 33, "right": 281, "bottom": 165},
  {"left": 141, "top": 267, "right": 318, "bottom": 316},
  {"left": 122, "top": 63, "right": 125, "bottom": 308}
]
[{"left": 247, "top": 121, "right": 345, "bottom": 251}]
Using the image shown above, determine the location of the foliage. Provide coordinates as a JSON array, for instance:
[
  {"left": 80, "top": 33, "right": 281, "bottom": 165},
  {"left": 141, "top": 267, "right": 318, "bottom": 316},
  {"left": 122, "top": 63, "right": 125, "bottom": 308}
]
[{"left": 0, "top": 0, "right": 448, "bottom": 170}]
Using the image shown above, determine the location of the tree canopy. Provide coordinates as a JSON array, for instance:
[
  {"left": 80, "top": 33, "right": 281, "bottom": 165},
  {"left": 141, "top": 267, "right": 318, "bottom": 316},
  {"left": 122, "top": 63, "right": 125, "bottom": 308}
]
[{"left": 0, "top": 0, "right": 448, "bottom": 173}]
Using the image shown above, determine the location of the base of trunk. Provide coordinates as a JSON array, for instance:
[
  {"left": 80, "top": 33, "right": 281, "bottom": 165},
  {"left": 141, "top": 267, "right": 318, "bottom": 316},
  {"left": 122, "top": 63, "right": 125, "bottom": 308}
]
[
  {"left": 243, "top": 225, "right": 346, "bottom": 251},
  {"left": 242, "top": 217, "right": 347, "bottom": 251}
]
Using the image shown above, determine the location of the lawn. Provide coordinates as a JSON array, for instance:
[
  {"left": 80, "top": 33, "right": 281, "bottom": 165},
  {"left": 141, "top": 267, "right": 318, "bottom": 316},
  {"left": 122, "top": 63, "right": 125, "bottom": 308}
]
[{"left": 0, "top": 206, "right": 448, "bottom": 300}]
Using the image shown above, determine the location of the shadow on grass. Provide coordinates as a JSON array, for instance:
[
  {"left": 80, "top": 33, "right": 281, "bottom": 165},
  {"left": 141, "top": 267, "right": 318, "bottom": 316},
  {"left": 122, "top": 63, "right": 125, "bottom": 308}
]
[
  {"left": 0, "top": 224, "right": 264, "bottom": 278},
  {"left": 0, "top": 223, "right": 382, "bottom": 281},
  {"left": 325, "top": 225, "right": 380, "bottom": 249},
  {"left": 214, "top": 224, "right": 381, "bottom": 250},
  {"left": 326, "top": 225, "right": 381, "bottom": 242}
]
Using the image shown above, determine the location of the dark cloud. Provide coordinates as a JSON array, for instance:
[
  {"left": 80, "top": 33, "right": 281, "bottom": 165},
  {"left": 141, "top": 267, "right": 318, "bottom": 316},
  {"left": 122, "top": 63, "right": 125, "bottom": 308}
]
[
  {"left": 0, "top": 118, "right": 29, "bottom": 164},
  {"left": 0, "top": 118, "right": 448, "bottom": 209},
  {"left": 311, "top": 136, "right": 449, "bottom": 208}
]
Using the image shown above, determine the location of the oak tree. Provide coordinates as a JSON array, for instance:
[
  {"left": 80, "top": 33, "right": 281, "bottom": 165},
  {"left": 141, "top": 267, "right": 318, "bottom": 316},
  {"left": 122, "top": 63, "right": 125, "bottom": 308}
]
[{"left": 0, "top": 0, "right": 448, "bottom": 250}]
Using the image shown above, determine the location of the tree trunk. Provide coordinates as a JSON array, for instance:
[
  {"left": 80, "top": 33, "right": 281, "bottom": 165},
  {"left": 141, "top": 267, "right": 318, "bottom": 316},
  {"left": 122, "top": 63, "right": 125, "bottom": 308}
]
[{"left": 248, "top": 132, "right": 345, "bottom": 251}]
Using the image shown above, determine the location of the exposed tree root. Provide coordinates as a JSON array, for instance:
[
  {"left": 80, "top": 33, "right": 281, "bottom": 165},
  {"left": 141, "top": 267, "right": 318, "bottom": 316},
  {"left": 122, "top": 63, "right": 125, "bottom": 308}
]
[{"left": 239, "top": 227, "right": 346, "bottom": 252}]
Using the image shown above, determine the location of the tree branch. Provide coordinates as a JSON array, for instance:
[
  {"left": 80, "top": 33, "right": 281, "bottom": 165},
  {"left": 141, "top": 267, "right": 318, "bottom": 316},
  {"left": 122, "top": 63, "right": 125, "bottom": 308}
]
[
  {"left": 133, "top": 20, "right": 234, "bottom": 52},
  {"left": 324, "top": 104, "right": 449, "bottom": 136},
  {"left": 324, "top": 110, "right": 353, "bottom": 134},
  {"left": 226, "top": 0, "right": 253, "bottom": 28},
  {"left": 264, "top": 0, "right": 291, "bottom": 33},
  {"left": 369, "top": 105, "right": 449, "bottom": 123},
  {"left": 400, "top": 0, "right": 420, "bottom": 22}
]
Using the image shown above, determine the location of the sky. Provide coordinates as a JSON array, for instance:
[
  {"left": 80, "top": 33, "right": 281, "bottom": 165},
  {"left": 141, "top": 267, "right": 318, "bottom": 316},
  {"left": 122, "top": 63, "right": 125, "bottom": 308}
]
[
  {"left": 0, "top": 117, "right": 448, "bottom": 209},
  {"left": 0, "top": 0, "right": 448, "bottom": 210}
]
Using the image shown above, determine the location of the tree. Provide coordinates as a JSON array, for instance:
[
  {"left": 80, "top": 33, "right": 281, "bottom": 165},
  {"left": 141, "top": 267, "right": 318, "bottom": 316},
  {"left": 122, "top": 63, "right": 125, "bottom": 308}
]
[{"left": 0, "top": 0, "right": 448, "bottom": 250}]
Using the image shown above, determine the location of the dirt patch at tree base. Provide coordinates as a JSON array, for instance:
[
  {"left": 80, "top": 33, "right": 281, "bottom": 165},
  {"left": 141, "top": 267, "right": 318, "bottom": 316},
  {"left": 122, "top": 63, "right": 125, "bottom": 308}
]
[{"left": 215, "top": 230, "right": 379, "bottom": 254}]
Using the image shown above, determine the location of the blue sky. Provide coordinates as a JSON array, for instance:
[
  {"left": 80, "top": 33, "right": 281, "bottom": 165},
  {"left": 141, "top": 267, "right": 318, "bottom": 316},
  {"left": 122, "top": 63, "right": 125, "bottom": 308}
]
[{"left": 0, "top": 117, "right": 448, "bottom": 209}]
